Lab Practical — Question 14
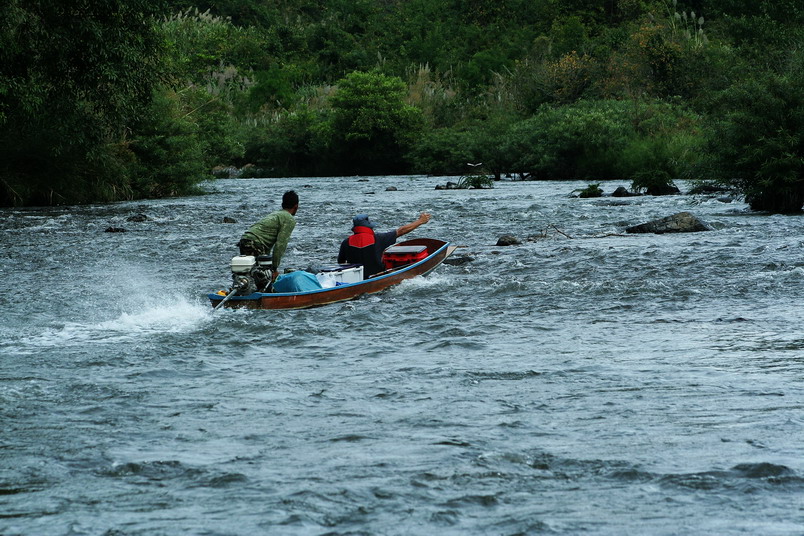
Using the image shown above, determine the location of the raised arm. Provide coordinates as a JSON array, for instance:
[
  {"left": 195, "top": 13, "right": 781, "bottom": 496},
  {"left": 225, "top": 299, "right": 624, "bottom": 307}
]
[{"left": 396, "top": 212, "right": 431, "bottom": 238}]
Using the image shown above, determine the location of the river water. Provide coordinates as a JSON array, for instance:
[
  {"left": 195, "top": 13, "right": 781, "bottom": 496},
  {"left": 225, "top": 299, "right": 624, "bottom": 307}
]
[{"left": 1, "top": 176, "right": 802, "bottom": 535}]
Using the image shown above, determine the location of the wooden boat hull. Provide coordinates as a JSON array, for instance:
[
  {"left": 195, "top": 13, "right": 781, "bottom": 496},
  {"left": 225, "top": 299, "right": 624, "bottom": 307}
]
[{"left": 209, "top": 238, "right": 455, "bottom": 310}]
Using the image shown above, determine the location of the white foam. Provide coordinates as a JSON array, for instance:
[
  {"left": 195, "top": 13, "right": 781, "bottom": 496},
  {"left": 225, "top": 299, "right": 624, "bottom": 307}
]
[
  {"left": 6, "top": 214, "right": 73, "bottom": 233},
  {"left": 393, "top": 272, "right": 452, "bottom": 290},
  {"left": 97, "top": 296, "right": 211, "bottom": 334},
  {"left": 18, "top": 295, "right": 212, "bottom": 351},
  {"left": 753, "top": 266, "right": 804, "bottom": 281}
]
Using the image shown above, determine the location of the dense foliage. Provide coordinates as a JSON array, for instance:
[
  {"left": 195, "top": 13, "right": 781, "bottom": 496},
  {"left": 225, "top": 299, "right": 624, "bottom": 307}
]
[
  {"left": 704, "top": 65, "right": 804, "bottom": 212},
  {"left": 0, "top": 0, "right": 167, "bottom": 205},
  {"left": 1, "top": 0, "right": 803, "bottom": 211}
]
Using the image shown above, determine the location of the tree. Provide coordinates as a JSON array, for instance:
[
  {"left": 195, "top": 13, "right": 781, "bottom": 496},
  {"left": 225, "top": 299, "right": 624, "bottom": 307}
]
[
  {"left": 0, "top": 0, "right": 167, "bottom": 205},
  {"left": 243, "top": 107, "right": 330, "bottom": 177},
  {"left": 327, "top": 71, "right": 424, "bottom": 175},
  {"left": 161, "top": 7, "right": 274, "bottom": 85},
  {"left": 409, "top": 127, "right": 474, "bottom": 176},
  {"left": 127, "top": 89, "right": 206, "bottom": 198},
  {"left": 706, "top": 69, "right": 804, "bottom": 212},
  {"left": 506, "top": 100, "right": 633, "bottom": 180}
]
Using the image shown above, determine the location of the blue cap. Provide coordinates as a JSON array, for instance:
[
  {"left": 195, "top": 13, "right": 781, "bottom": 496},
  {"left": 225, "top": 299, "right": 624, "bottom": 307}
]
[{"left": 352, "top": 214, "right": 375, "bottom": 229}]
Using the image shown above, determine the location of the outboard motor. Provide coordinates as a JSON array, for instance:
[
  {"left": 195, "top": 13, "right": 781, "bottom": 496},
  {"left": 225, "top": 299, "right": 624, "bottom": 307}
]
[
  {"left": 229, "top": 254, "right": 274, "bottom": 294},
  {"left": 230, "top": 255, "right": 257, "bottom": 295},
  {"left": 253, "top": 255, "right": 273, "bottom": 291}
]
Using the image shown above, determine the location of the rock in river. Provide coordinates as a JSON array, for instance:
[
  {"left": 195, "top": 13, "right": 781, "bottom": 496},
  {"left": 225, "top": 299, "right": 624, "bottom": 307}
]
[
  {"left": 612, "top": 186, "right": 640, "bottom": 197},
  {"left": 444, "top": 254, "right": 474, "bottom": 266},
  {"left": 626, "top": 211, "right": 711, "bottom": 234},
  {"left": 496, "top": 234, "right": 522, "bottom": 246}
]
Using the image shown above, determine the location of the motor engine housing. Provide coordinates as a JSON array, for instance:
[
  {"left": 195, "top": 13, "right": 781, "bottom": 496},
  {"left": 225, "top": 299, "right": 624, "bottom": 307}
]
[{"left": 229, "top": 254, "right": 272, "bottom": 294}]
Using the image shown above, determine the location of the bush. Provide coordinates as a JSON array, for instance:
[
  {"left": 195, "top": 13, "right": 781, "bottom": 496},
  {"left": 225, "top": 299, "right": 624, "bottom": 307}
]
[
  {"left": 621, "top": 132, "right": 701, "bottom": 193},
  {"left": 243, "top": 107, "right": 330, "bottom": 176},
  {"left": 630, "top": 170, "right": 679, "bottom": 195},
  {"left": 506, "top": 100, "right": 633, "bottom": 180},
  {"left": 503, "top": 98, "right": 703, "bottom": 184},
  {"left": 574, "top": 183, "right": 603, "bottom": 197},
  {"left": 127, "top": 89, "right": 207, "bottom": 198},
  {"left": 161, "top": 8, "right": 271, "bottom": 84},
  {"left": 411, "top": 113, "right": 516, "bottom": 179},
  {"left": 182, "top": 86, "right": 245, "bottom": 169},
  {"left": 409, "top": 127, "right": 473, "bottom": 175},
  {"left": 456, "top": 163, "right": 494, "bottom": 189},
  {"left": 705, "top": 67, "right": 804, "bottom": 212},
  {"left": 0, "top": 0, "right": 165, "bottom": 205},
  {"left": 327, "top": 70, "right": 424, "bottom": 175}
]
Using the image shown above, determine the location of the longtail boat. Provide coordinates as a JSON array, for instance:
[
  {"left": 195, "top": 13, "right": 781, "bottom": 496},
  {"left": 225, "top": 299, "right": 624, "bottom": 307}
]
[{"left": 209, "top": 238, "right": 456, "bottom": 310}]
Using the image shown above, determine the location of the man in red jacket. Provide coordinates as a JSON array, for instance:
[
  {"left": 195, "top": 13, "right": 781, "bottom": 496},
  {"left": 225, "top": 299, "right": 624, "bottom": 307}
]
[{"left": 338, "top": 212, "right": 431, "bottom": 278}]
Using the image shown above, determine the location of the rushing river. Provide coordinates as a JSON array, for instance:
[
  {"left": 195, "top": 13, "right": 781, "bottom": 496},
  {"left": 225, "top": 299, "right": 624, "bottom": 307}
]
[{"left": 1, "top": 176, "right": 802, "bottom": 535}]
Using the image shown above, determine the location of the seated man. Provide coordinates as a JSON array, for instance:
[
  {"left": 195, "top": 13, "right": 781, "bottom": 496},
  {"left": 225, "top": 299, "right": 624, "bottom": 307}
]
[{"left": 338, "top": 212, "right": 431, "bottom": 278}]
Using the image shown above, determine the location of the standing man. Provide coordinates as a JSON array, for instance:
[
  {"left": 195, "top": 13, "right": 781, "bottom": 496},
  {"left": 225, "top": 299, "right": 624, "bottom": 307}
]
[
  {"left": 338, "top": 212, "right": 431, "bottom": 278},
  {"left": 238, "top": 190, "right": 299, "bottom": 282}
]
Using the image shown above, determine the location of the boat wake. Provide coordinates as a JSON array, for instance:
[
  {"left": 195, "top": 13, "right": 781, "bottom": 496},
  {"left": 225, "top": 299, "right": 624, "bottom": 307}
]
[
  {"left": 9, "top": 295, "right": 212, "bottom": 354},
  {"left": 388, "top": 272, "right": 453, "bottom": 295},
  {"left": 97, "top": 296, "right": 212, "bottom": 334}
]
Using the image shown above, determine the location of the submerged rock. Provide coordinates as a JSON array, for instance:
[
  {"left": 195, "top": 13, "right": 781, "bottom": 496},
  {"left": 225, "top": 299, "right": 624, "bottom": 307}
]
[
  {"left": 646, "top": 184, "right": 681, "bottom": 196},
  {"left": 496, "top": 234, "right": 521, "bottom": 246},
  {"left": 104, "top": 227, "right": 126, "bottom": 233},
  {"left": 223, "top": 216, "right": 237, "bottom": 223},
  {"left": 443, "top": 254, "right": 475, "bottom": 266},
  {"left": 626, "top": 211, "right": 711, "bottom": 234},
  {"left": 435, "top": 181, "right": 462, "bottom": 190},
  {"left": 126, "top": 213, "right": 149, "bottom": 222},
  {"left": 612, "top": 186, "right": 640, "bottom": 197}
]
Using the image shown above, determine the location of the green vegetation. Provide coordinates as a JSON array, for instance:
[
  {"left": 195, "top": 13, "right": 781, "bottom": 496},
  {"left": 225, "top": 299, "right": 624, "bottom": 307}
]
[
  {"left": 0, "top": 0, "right": 166, "bottom": 205},
  {"left": 575, "top": 183, "right": 603, "bottom": 198},
  {"left": 457, "top": 164, "right": 494, "bottom": 189},
  {"left": 1, "top": 0, "right": 803, "bottom": 211},
  {"left": 703, "top": 67, "right": 804, "bottom": 212},
  {"left": 327, "top": 71, "right": 424, "bottom": 175}
]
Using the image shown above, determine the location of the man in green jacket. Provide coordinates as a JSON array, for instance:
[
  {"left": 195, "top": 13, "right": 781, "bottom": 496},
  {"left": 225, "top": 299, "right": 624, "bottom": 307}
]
[{"left": 238, "top": 190, "right": 299, "bottom": 282}]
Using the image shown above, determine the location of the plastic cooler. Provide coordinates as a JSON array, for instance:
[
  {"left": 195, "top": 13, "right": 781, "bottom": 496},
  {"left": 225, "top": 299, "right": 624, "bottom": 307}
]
[
  {"left": 315, "top": 264, "right": 364, "bottom": 287},
  {"left": 382, "top": 244, "right": 428, "bottom": 269}
]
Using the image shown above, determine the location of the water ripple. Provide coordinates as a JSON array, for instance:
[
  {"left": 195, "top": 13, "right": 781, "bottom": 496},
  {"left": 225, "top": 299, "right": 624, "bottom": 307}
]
[{"left": 1, "top": 178, "right": 802, "bottom": 535}]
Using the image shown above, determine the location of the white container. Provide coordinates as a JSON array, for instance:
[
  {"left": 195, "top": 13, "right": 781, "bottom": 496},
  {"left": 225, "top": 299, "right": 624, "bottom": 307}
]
[
  {"left": 231, "top": 255, "right": 256, "bottom": 274},
  {"left": 316, "top": 265, "right": 364, "bottom": 287},
  {"left": 334, "top": 265, "right": 363, "bottom": 283}
]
